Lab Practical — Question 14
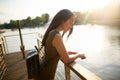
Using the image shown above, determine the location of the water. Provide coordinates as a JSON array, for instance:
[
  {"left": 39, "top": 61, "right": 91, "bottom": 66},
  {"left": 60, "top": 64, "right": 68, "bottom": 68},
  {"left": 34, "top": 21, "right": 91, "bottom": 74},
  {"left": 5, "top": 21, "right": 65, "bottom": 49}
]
[
  {"left": 2, "top": 24, "right": 120, "bottom": 80},
  {"left": 63, "top": 24, "right": 120, "bottom": 80},
  {"left": 2, "top": 27, "right": 47, "bottom": 53}
]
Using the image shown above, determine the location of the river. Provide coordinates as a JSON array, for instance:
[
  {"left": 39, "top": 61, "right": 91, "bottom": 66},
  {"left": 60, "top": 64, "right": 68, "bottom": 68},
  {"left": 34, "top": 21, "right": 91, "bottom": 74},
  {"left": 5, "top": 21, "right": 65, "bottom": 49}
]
[
  {"left": 2, "top": 24, "right": 120, "bottom": 80},
  {"left": 64, "top": 24, "right": 120, "bottom": 80}
]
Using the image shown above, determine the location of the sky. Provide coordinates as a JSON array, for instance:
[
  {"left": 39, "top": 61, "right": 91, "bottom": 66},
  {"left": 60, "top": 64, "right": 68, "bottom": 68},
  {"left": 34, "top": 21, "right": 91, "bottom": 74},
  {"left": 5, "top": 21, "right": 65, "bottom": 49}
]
[{"left": 0, "top": 0, "right": 115, "bottom": 24}]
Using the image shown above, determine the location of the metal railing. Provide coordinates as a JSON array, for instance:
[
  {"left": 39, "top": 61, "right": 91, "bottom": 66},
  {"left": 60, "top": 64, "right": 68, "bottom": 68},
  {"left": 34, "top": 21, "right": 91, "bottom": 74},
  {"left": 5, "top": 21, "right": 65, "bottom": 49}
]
[{"left": 2, "top": 32, "right": 37, "bottom": 54}]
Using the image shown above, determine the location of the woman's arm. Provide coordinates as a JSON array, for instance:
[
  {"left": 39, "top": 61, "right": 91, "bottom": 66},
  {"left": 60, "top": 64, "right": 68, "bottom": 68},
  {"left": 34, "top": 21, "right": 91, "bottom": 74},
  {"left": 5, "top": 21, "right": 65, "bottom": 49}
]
[
  {"left": 52, "top": 34, "right": 86, "bottom": 64},
  {"left": 68, "top": 51, "right": 77, "bottom": 54}
]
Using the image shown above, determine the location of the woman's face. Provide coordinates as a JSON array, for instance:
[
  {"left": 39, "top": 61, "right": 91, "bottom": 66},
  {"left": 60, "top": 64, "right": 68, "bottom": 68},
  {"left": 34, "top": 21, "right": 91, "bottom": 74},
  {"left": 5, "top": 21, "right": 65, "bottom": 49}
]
[{"left": 62, "top": 16, "right": 74, "bottom": 33}]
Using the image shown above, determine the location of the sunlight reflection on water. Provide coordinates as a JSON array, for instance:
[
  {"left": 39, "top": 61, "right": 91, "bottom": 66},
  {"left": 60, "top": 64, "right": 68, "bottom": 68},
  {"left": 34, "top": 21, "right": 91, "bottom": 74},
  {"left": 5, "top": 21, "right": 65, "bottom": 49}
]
[
  {"left": 63, "top": 24, "right": 120, "bottom": 80},
  {"left": 64, "top": 24, "right": 120, "bottom": 65}
]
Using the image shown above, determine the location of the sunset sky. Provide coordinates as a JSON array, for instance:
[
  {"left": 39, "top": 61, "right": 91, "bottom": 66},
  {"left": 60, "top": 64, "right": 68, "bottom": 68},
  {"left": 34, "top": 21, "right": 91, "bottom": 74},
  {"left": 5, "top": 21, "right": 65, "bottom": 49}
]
[{"left": 0, "top": 0, "right": 117, "bottom": 24}]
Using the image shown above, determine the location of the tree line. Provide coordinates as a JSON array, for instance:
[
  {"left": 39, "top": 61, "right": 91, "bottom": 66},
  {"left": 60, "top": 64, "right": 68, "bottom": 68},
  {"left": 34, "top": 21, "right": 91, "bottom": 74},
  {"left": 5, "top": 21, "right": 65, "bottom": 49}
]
[
  {"left": 1, "top": 5, "right": 120, "bottom": 30},
  {"left": 0, "top": 13, "right": 49, "bottom": 29}
]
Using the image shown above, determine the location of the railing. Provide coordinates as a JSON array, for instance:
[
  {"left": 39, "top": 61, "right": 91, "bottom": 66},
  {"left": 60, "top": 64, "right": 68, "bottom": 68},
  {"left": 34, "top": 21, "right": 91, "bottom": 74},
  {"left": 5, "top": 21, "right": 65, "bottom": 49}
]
[
  {"left": 1, "top": 32, "right": 102, "bottom": 80},
  {"left": 64, "top": 61, "right": 102, "bottom": 80},
  {"left": 37, "top": 33, "right": 102, "bottom": 80},
  {"left": 2, "top": 32, "right": 37, "bottom": 53}
]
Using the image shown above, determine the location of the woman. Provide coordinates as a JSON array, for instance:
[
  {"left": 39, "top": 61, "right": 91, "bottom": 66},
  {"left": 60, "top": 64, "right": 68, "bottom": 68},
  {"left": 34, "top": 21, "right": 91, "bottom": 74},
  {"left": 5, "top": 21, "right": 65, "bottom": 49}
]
[{"left": 39, "top": 9, "right": 86, "bottom": 80}]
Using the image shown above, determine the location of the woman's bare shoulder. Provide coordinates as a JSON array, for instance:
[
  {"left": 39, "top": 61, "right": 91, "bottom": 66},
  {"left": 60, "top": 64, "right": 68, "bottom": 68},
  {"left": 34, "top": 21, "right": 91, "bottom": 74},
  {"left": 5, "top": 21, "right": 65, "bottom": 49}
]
[{"left": 54, "top": 33, "right": 62, "bottom": 41}]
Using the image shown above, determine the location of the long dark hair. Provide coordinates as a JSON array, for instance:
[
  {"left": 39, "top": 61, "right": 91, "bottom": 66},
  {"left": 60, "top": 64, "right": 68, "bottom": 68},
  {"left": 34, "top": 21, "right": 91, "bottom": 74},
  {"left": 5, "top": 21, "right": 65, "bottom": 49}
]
[{"left": 42, "top": 9, "right": 73, "bottom": 46}]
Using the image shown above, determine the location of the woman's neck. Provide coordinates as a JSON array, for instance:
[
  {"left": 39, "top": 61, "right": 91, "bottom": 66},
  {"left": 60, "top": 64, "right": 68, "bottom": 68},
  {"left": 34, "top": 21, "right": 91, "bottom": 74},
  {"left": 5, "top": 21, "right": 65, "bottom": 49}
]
[{"left": 55, "top": 25, "right": 63, "bottom": 32}]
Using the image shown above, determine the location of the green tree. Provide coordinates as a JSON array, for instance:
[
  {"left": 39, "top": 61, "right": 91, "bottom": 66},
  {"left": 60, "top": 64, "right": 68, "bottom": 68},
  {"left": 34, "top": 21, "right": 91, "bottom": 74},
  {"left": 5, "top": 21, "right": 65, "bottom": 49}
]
[
  {"left": 41, "top": 13, "right": 49, "bottom": 24},
  {"left": 32, "top": 16, "right": 41, "bottom": 26},
  {"left": 25, "top": 16, "right": 32, "bottom": 27},
  {"left": 9, "top": 20, "right": 17, "bottom": 28}
]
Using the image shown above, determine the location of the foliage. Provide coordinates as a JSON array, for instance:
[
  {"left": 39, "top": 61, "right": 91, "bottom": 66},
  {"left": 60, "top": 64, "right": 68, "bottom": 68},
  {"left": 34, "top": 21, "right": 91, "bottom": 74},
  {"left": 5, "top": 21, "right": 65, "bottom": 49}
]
[{"left": 0, "top": 13, "right": 49, "bottom": 29}]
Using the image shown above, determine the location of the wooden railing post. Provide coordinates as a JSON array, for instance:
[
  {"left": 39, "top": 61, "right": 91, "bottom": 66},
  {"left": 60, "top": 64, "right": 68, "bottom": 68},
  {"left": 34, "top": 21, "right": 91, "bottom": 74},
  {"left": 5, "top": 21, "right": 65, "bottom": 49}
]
[
  {"left": 17, "top": 20, "right": 26, "bottom": 59},
  {"left": 64, "top": 65, "right": 71, "bottom": 80}
]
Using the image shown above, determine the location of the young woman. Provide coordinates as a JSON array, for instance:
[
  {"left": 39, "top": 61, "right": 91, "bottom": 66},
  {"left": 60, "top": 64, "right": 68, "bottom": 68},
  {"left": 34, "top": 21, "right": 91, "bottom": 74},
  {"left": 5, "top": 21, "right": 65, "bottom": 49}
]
[{"left": 39, "top": 9, "right": 86, "bottom": 80}]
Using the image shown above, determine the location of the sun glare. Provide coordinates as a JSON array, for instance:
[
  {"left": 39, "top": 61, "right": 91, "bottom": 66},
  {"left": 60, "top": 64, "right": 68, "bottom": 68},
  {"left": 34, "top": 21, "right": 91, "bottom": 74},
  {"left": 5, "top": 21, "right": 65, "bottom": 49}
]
[
  {"left": 0, "top": 0, "right": 115, "bottom": 23},
  {"left": 64, "top": 25, "right": 104, "bottom": 53},
  {"left": 80, "top": 0, "right": 112, "bottom": 12}
]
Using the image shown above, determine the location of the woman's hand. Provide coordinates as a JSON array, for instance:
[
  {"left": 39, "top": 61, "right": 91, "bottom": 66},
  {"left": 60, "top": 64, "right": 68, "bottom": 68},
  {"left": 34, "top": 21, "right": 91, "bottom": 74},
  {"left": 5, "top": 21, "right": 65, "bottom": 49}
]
[
  {"left": 79, "top": 54, "right": 86, "bottom": 60},
  {"left": 68, "top": 51, "right": 86, "bottom": 60}
]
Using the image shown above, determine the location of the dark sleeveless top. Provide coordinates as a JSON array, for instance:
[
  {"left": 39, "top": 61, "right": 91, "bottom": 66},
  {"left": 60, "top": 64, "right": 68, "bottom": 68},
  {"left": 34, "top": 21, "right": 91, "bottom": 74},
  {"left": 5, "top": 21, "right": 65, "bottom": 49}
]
[
  {"left": 39, "top": 30, "right": 60, "bottom": 80},
  {"left": 45, "top": 30, "right": 60, "bottom": 64}
]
